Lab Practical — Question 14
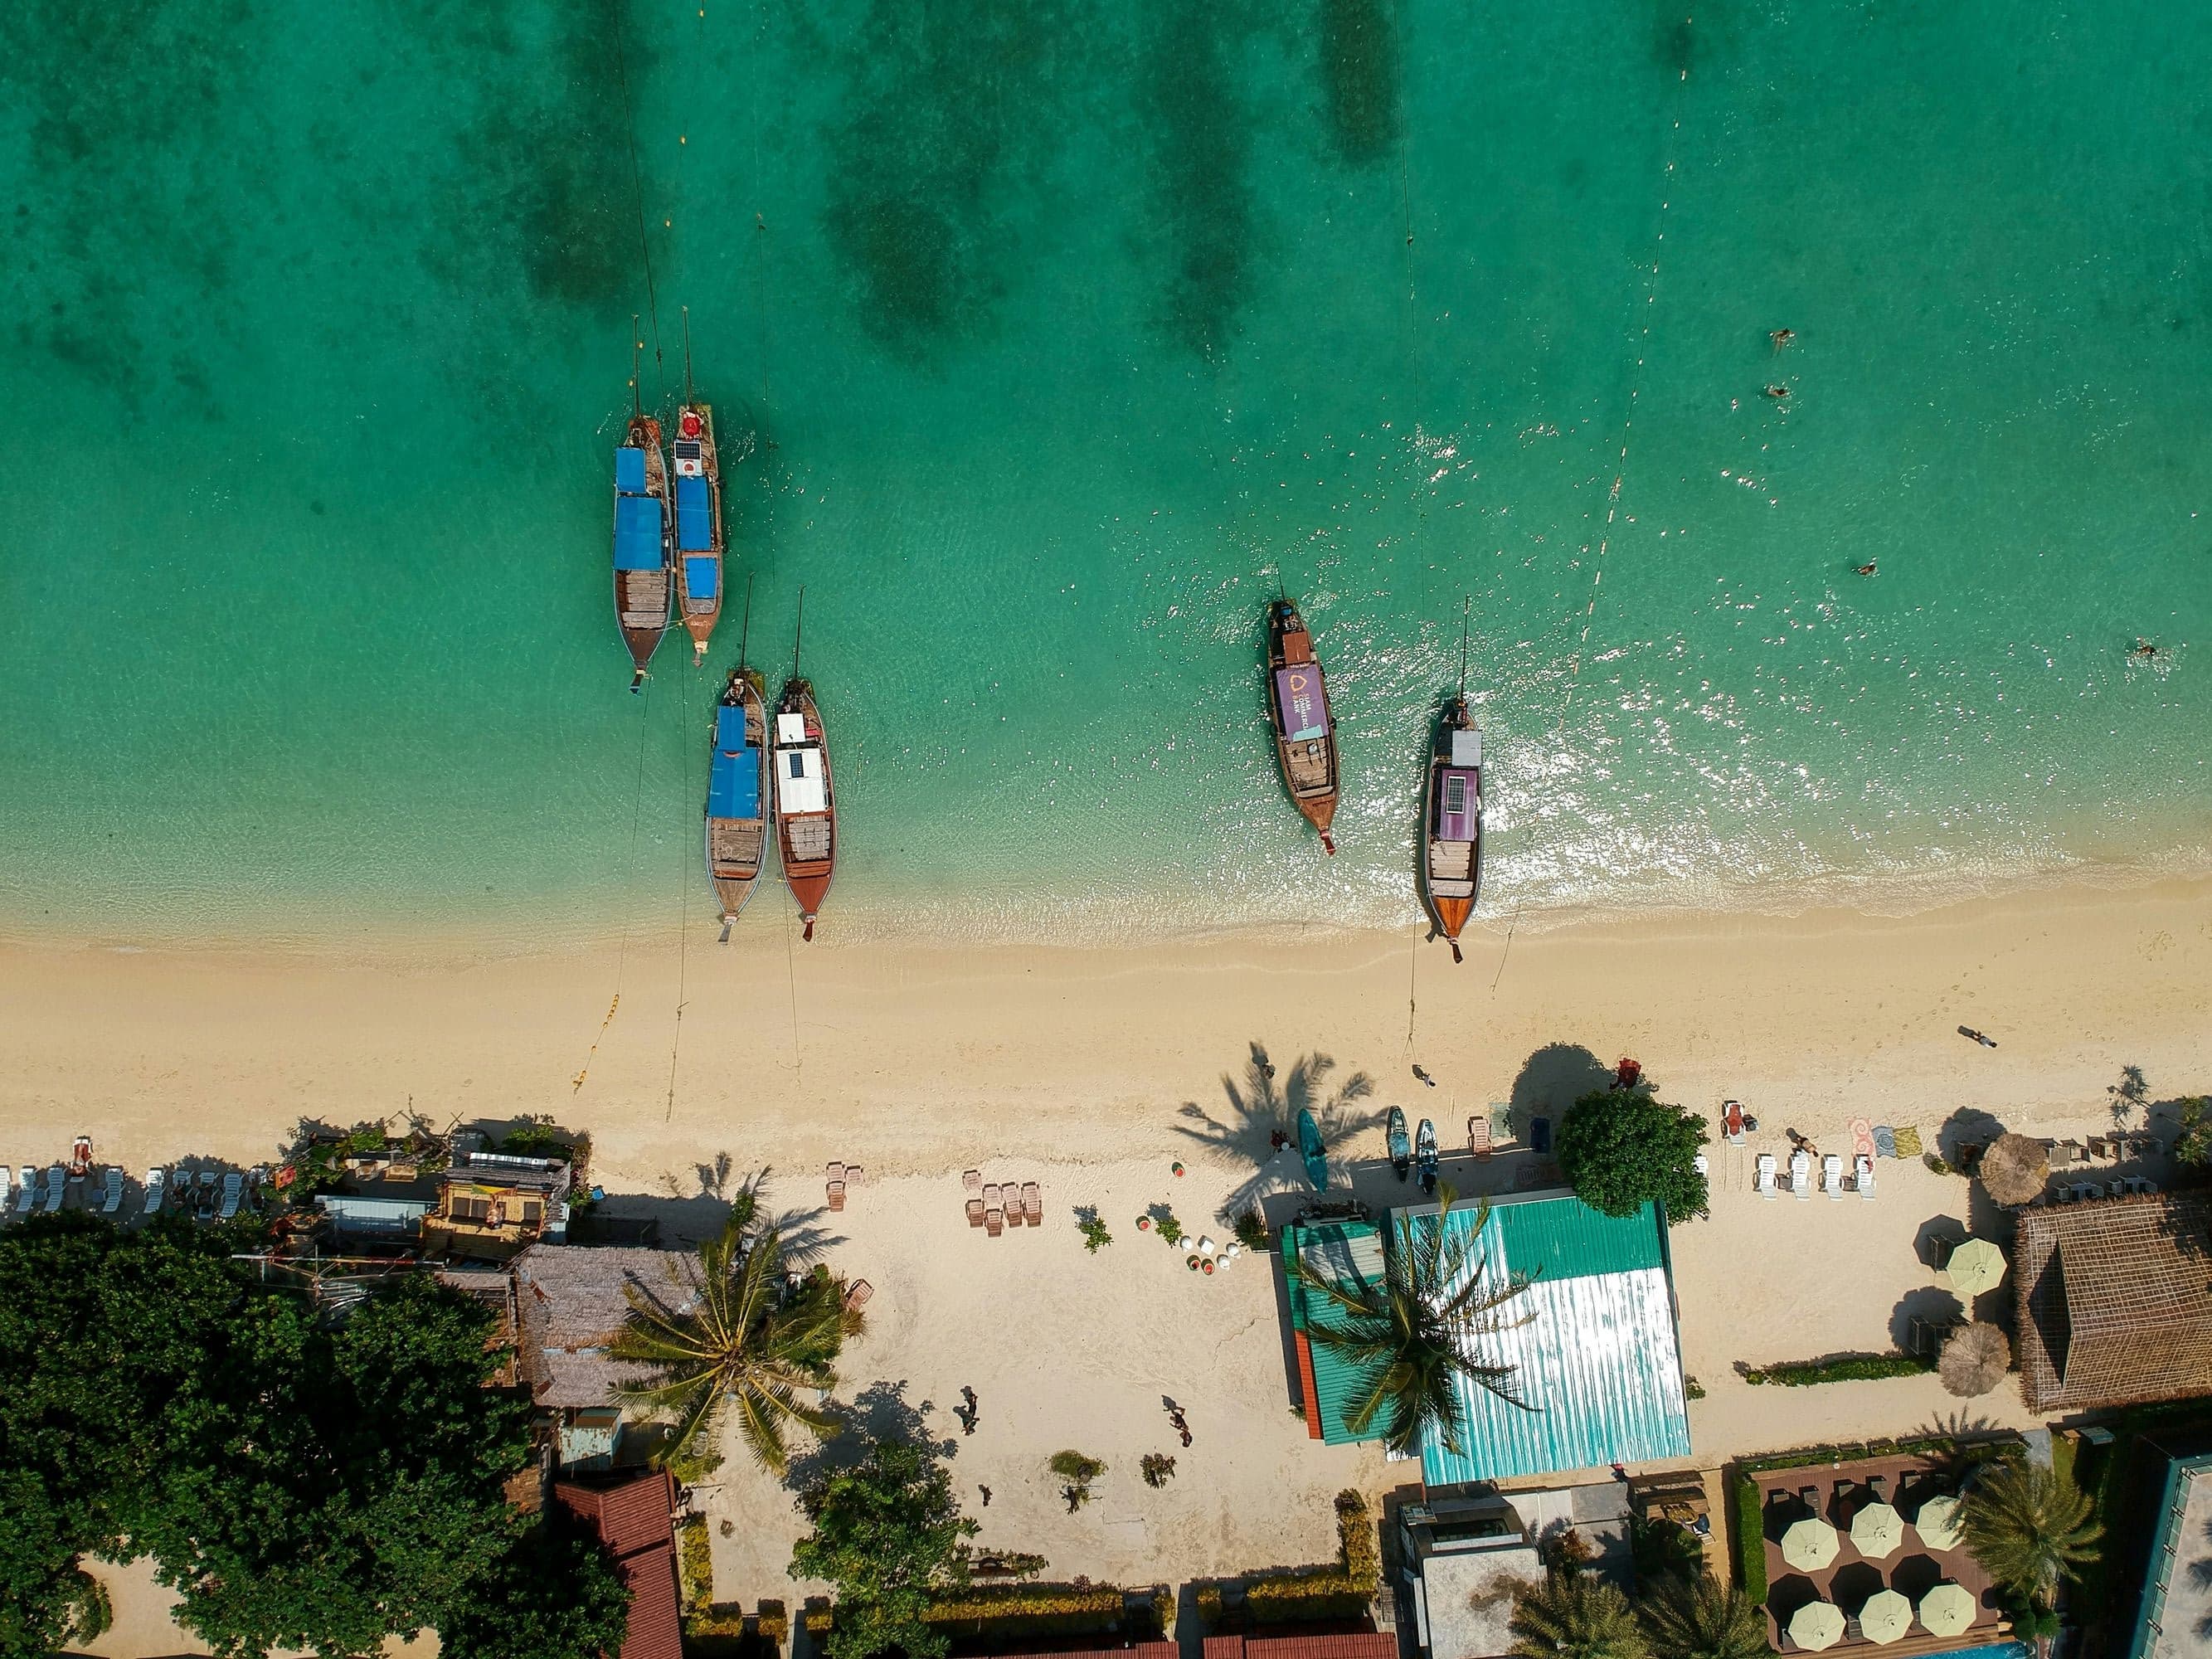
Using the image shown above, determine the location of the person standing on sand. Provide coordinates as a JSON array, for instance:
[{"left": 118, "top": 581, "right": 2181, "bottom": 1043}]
[{"left": 979, "top": 1485, "right": 992, "bottom": 1507}]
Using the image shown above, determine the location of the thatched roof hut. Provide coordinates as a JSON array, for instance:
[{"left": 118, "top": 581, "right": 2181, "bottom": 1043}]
[
  {"left": 2013, "top": 1193, "right": 2212, "bottom": 1412},
  {"left": 1976, "top": 1132, "right": 2049, "bottom": 1206},
  {"left": 1937, "top": 1321, "right": 2011, "bottom": 1397}
]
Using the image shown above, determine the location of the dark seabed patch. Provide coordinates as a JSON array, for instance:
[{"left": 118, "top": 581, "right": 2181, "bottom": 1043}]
[
  {"left": 1139, "top": 0, "right": 1267, "bottom": 360},
  {"left": 817, "top": 0, "right": 1083, "bottom": 362},
  {"left": 1316, "top": 0, "right": 1401, "bottom": 166},
  {"left": 0, "top": 0, "right": 258, "bottom": 403}
]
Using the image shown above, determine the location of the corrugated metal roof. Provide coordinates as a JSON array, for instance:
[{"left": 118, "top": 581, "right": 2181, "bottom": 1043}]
[
  {"left": 1418, "top": 1197, "right": 1689, "bottom": 1485},
  {"left": 1281, "top": 1220, "right": 1388, "bottom": 1447}
]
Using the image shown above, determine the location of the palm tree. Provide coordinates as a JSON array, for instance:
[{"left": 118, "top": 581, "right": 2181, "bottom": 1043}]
[
  {"left": 1508, "top": 1572, "right": 1650, "bottom": 1659},
  {"left": 1286, "top": 1187, "right": 1537, "bottom": 1456},
  {"left": 1636, "top": 1574, "right": 1766, "bottom": 1659},
  {"left": 611, "top": 1199, "right": 848, "bottom": 1473},
  {"left": 1957, "top": 1457, "right": 2102, "bottom": 1612}
]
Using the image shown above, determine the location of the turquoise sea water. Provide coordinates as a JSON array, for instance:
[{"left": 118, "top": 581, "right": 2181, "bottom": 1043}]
[{"left": 1, "top": 0, "right": 2206, "bottom": 947}]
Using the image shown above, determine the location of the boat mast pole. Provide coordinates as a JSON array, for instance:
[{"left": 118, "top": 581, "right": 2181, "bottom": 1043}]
[
  {"left": 792, "top": 585, "right": 805, "bottom": 679},
  {"left": 681, "top": 307, "right": 694, "bottom": 406},
  {"left": 1459, "top": 595, "right": 1471, "bottom": 698},
  {"left": 630, "top": 318, "right": 642, "bottom": 420},
  {"left": 738, "top": 573, "right": 754, "bottom": 670}
]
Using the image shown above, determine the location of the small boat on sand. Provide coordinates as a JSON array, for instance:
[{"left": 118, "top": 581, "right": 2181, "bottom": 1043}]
[
  {"left": 706, "top": 649, "right": 770, "bottom": 938},
  {"left": 1415, "top": 1118, "right": 1438, "bottom": 1194},
  {"left": 774, "top": 594, "right": 835, "bottom": 941},
  {"left": 1419, "top": 603, "right": 1484, "bottom": 962},
  {"left": 673, "top": 311, "right": 723, "bottom": 663},
  {"left": 1387, "top": 1106, "right": 1412, "bottom": 1182},
  {"left": 612, "top": 333, "right": 673, "bottom": 690},
  {"left": 1266, "top": 595, "right": 1339, "bottom": 854}
]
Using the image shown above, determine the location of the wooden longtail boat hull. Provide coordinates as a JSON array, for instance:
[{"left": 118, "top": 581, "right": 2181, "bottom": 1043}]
[
  {"left": 614, "top": 414, "right": 673, "bottom": 681},
  {"left": 673, "top": 401, "right": 724, "bottom": 662},
  {"left": 773, "top": 680, "right": 835, "bottom": 941},
  {"left": 1266, "top": 598, "right": 1339, "bottom": 854},
  {"left": 705, "top": 668, "right": 771, "bottom": 927},
  {"left": 1418, "top": 695, "right": 1483, "bottom": 962}
]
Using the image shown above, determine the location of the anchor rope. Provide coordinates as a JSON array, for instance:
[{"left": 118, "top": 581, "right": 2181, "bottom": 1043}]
[
  {"left": 610, "top": 0, "right": 668, "bottom": 407},
  {"left": 574, "top": 672, "right": 659, "bottom": 1092}
]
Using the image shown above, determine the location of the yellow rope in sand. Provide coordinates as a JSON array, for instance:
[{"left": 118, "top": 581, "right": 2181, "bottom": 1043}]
[{"left": 575, "top": 671, "right": 659, "bottom": 1093}]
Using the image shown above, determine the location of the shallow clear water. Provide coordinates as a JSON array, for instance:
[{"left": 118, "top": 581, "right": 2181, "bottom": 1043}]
[{"left": 0, "top": 0, "right": 2205, "bottom": 946}]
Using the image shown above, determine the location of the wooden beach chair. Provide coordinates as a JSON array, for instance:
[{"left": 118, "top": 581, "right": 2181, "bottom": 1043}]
[
  {"left": 982, "top": 1183, "right": 1001, "bottom": 1212},
  {"left": 963, "top": 1169, "right": 982, "bottom": 1191},
  {"left": 1467, "top": 1116, "right": 1491, "bottom": 1159},
  {"left": 1022, "top": 1182, "right": 1041, "bottom": 1224},
  {"left": 984, "top": 1206, "right": 1004, "bottom": 1238},
  {"left": 826, "top": 1180, "right": 845, "bottom": 1213},
  {"left": 843, "top": 1279, "right": 873, "bottom": 1311},
  {"left": 1004, "top": 1192, "right": 1025, "bottom": 1228},
  {"left": 967, "top": 1197, "right": 986, "bottom": 1228}
]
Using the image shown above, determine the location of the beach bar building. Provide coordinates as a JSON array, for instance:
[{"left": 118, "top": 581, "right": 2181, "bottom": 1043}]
[
  {"left": 515, "top": 1243, "right": 701, "bottom": 1468},
  {"left": 1281, "top": 1191, "right": 1690, "bottom": 1485},
  {"left": 2012, "top": 1193, "right": 2212, "bottom": 1413},
  {"left": 423, "top": 1149, "right": 574, "bottom": 1262}
]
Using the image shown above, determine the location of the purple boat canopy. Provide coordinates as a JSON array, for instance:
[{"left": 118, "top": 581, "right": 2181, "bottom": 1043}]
[
  {"left": 1275, "top": 666, "right": 1328, "bottom": 742},
  {"left": 1435, "top": 768, "right": 1480, "bottom": 842}
]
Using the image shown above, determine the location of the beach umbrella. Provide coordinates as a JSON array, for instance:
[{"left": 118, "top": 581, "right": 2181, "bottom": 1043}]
[
  {"left": 1850, "top": 1501, "right": 1906, "bottom": 1560},
  {"left": 1942, "top": 1237, "right": 2007, "bottom": 1298},
  {"left": 1787, "top": 1602, "right": 1845, "bottom": 1652},
  {"left": 1296, "top": 1108, "right": 1329, "bottom": 1192},
  {"left": 1918, "top": 1583, "right": 1976, "bottom": 1638},
  {"left": 1976, "top": 1133, "right": 2049, "bottom": 1206},
  {"left": 1939, "top": 1321, "right": 2013, "bottom": 1398},
  {"left": 1914, "top": 1493, "right": 1962, "bottom": 1551},
  {"left": 1858, "top": 1589, "right": 1913, "bottom": 1646},
  {"left": 1781, "top": 1516, "right": 1840, "bottom": 1572}
]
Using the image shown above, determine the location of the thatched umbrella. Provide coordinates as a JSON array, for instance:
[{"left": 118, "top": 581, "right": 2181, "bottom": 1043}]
[
  {"left": 1976, "top": 1132, "right": 2049, "bottom": 1206},
  {"left": 1939, "top": 1321, "right": 2013, "bottom": 1397}
]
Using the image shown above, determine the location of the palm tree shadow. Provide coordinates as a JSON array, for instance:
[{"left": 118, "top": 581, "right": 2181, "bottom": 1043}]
[
  {"left": 782, "top": 1377, "right": 955, "bottom": 1495},
  {"left": 1174, "top": 1042, "right": 1388, "bottom": 1217}
]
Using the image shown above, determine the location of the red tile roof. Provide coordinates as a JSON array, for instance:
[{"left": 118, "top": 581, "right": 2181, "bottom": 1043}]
[
  {"left": 1208, "top": 1636, "right": 1399, "bottom": 1659},
  {"left": 993, "top": 1647, "right": 1179, "bottom": 1659},
  {"left": 555, "top": 1470, "right": 683, "bottom": 1659}
]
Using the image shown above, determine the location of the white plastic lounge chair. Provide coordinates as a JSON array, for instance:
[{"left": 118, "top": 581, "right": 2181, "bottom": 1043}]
[
  {"left": 0, "top": 1166, "right": 9, "bottom": 1214},
  {"left": 1755, "top": 1152, "right": 1777, "bottom": 1199},
  {"left": 12, "top": 1167, "right": 32, "bottom": 1215},
  {"left": 1694, "top": 1152, "right": 1709, "bottom": 1176},
  {"left": 144, "top": 1168, "right": 167, "bottom": 1215},
  {"left": 219, "top": 1172, "right": 244, "bottom": 1220},
  {"left": 102, "top": 1168, "right": 124, "bottom": 1214},
  {"left": 1855, "top": 1154, "right": 1875, "bottom": 1199},
  {"left": 1788, "top": 1148, "right": 1811, "bottom": 1199},
  {"left": 41, "top": 1165, "right": 66, "bottom": 1213},
  {"left": 1821, "top": 1154, "right": 1844, "bottom": 1199}
]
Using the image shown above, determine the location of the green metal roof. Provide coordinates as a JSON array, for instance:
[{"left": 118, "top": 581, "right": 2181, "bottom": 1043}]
[
  {"left": 1488, "top": 1190, "right": 1666, "bottom": 1280},
  {"left": 1281, "top": 1219, "right": 1388, "bottom": 1447}
]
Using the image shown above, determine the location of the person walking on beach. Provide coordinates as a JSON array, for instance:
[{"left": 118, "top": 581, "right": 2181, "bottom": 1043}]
[
  {"left": 1412, "top": 1063, "right": 1437, "bottom": 1088},
  {"left": 1063, "top": 1485, "right": 1084, "bottom": 1513},
  {"left": 979, "top": 1485, "right": 992, "bottom": 1507},
  {"left": 956, "top": 1386, "right": 979, "bottom": 1436},
  {"left": 1957, "top": 1025, "right": 1998, "bottom": 1048}
]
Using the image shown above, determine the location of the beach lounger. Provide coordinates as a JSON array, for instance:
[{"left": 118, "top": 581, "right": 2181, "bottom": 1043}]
[
  {"left": 102, "top": 1168, "right": 124, "bottom": 1214},
  {"left": 845, "top": 1165, "right": 863, "bottom": 1186},
  {"left": 1855, "top": 1154, "right": 1874, "bottom": 1199},
  {"left": 966, "top": 1197, "right": 986, "bottom": 1228},
  {"left": 1723, "top": 1101, "right": 1744, "bottom": 1144},
  {"left": 826, "top": 1180, "right": 845, "bottom": 1213},
  {"left": 196, "top": 1170, "right": 216, "bottom": 1216},
  {"left": 1755, "top": 1152, "right": 1777, "bottom": 1199},
  {"left": 843, "top": 1279, "right": 873, "bottom": 1311},
  {"left": 12, "top": 1167, "right": 32, "bottom": 1216},
  {"left": 219, "top": 1172, "right": 244, "bottom": 1220},
  {"left": 1467, "top": 1116, "right": 1491, "bottom": 1158},
  {"left": 982, "top": 1183, "right": 1001, "bottom": 1211},
  {"left": 1788, "top": 1149, "right": 1811, "bottom": 1199},
  {"left": 0, "top": 1166, "right": 9, "bottom": 1214},
  {"left": 1021, "top": 1181, "right": 1041, "bottom": 1224},
  {"left": 70, "top": 1136, "right": 93, "bottom": 1178},
  {"left": 827, "top": 1160, "right": 845, "bottom": 1185},
  {"left": 144, "top": 1168, "right": 166, "bottom": 1215},
  {"left": 963, "top": 1169, "right": 982, "bottom": 1191},
  {"left": 1821, "top": 1154, "right": 1844, "bottom": 1199},
  {"left": 1002, "top": 1193, "right": 1024, "bottom": 1227},
  {"left": 984, "top": 1206, "right": 1003, "bottom": 1238},
  {"left": 41, "top": 1165, "right": 66, "bottom": 1213}
]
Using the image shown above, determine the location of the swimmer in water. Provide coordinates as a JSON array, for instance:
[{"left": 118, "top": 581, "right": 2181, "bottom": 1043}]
[
  {"left": 1855, "top": 561, "right": 1878, "bottom": 577},
  {"left": 2132, "top": 639, "right": 2160, "bottom": 659},
  {"left": 1762, "top": 384, "right": 1790, "bottom": 399},
  {"left": 1770, "top": 328, "right": 1796, "bottom": 352}
]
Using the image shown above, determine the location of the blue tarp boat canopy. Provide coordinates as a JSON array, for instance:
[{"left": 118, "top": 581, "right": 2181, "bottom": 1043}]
[
  {"left": 615, "top": 445, "right": 648, "bottom": 494},
  {"left": 613, "top": 494, "right": 663, "bottom": 571},
  {"left": 708, "top": 705, "right": 760, "bottom": 819},
  {"left": 684, "top": 555, "right": 718, "bottom": 600},
  {"left": 675, "top": 474, "right": 713, "bottom": 552}
]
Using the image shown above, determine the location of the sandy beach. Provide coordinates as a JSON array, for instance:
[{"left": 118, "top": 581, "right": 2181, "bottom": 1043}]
[{"left": 22, "top": 876, "right": 2211, "bottom": 1657}]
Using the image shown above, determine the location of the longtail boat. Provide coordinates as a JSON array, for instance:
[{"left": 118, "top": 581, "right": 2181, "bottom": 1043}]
[
  {"left": 672, "top": 310, "right": 724, "bottom": 663},
  {"left": 1266, "top": 596, "right": 1339, "bottom": 854},
  {"left": 706, "top": 654, "right": 770, "bottom": 940},
  {"left": 773, "top": 593, "right": 835, "bottom": 941},
  {"left": 1418, "top": 602, "right": 1483, "bottom": 962},
  {"left": 612, "top": 331, "right": 673, "bottom": 691}
]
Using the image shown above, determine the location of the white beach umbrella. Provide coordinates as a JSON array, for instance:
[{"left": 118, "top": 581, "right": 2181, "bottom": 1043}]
[
  {"left": 1857, "top": 1589, "right": 1913, "bottom": 1645},
  {"left": 1942, "top": 1238, "right": 2006, "bottom": 1297},
  {"left": 1781, "top": 1515, "right": 1840, "bottom": 1572},
  {"left": 1787, "top": 1601, "right": 1846, "bottom": 1652},
  {"left": 1914, "top": 1493, "right": 1962, "bottom": 1551},
  {"left": 1850, "top": 1501, "right": 1906, "bottom": 1560},
  {"left": 1919, "top": 1583, "right": 1976, "bottom": 1638}
]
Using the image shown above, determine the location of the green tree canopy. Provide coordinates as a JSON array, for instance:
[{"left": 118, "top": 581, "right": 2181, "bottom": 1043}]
[
  {"left": 614, "top": 1198, "right": 847, "bottom": 1475},
  {"left": 1958, "top": 1458, "right": 2102, "bottom": 1612},
  {"left": 790, "top": 1426, "right": 979, "bottom": 1659},
  {"left": 1287, "top": 1189, "right": 1536, "bottom": 1456},
  {"left": 1636, "top": 1574, "right": 1767, "bottom": 1659},
  {"left": 1556, "top": 1092, "right": 1710, "bottom": 1221},
  {"left": 2174, "top": 1095, "right": 2211, "bottom": 1168},
  {"left": 438, "top": 1509, "right": 632, "bottom": 1659},
  {"left": 1508, "top": 1569, "right": 1650, "bottom": 1659}
]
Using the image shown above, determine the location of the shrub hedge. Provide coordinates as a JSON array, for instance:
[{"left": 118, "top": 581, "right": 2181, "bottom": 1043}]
[
  {"left": 756, "top": 1599, "right": 790, "bottom": 1642},
  {"left": 1740, "top": 1353, "right": 1933, "bottom": 1386},
  {"left": 1238, "top": 1491, "right": 1380, "bottom": 1626},
  {"left": 676, "top": 1515, "right": 713, "bottom": 1610},
  {"left": 805, "top": 1583, "right": 1168, "bottom": 1643},
  {"left": 1730, "top": 1470, "right": 1767, "bottom": 1604}
]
